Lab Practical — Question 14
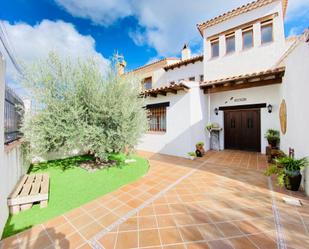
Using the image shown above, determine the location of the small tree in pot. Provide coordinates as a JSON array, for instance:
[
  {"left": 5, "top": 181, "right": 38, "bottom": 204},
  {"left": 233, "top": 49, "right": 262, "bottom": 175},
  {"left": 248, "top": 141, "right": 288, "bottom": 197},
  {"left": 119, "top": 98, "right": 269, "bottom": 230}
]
[
  {"left": 265, "top": 156, "right": 308, "bottom": 191},
  {"left": 265, "top": 129, "right": 280, "bottom": 148}
]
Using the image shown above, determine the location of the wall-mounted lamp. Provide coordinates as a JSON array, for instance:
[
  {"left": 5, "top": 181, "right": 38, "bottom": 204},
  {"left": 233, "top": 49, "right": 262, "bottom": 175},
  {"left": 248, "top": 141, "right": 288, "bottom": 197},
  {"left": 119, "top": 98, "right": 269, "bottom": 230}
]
[
  {"left": 214, "top": 107, "right": 219, "bottom": 115},
  {"left": 267, "top": 104, "right": 273, "bottom": 113}
]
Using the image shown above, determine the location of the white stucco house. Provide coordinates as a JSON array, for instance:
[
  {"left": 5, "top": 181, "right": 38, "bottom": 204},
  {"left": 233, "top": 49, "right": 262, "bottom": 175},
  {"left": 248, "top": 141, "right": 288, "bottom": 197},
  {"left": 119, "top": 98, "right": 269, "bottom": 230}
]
[{"left": 127, "top": 0, "right": 308, "bottom": 192}]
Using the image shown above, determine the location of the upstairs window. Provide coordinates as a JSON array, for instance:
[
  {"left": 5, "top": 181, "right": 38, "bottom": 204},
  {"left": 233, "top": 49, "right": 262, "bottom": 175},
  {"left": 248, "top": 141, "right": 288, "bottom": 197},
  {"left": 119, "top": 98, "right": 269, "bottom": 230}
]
[
  {"left": 242, "top": 28, "right": 253, "bottom": 49},
  {"left": 147, "top": 103, "right": 169, "bottom": 132},
  {"left": 189, "top": 77, "right": 195, "bottom": 81},
  {"left": 261, "top": 21, "right": 273, "bottom": 44},
  {"left": 143, "top": 77, "right": 152, "bottom": 90},
  {"left": 199, "top": 75, "right": 204, "bottom": 82},
  {"left": 211, "top": 39, "right": 219, "bottom": 58},
  {"left": 226, "top": 34, "right": 235, "bottom": 54}
]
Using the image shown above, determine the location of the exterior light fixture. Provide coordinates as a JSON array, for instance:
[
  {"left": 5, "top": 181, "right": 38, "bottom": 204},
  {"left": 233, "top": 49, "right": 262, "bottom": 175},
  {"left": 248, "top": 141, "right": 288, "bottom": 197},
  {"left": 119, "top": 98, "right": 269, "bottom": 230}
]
[
  {"left": 214, "top": 107, "right": 219, "bottom": 115},
  {"left": 267, "top": 104, "right": 273, "bottom": 113}
]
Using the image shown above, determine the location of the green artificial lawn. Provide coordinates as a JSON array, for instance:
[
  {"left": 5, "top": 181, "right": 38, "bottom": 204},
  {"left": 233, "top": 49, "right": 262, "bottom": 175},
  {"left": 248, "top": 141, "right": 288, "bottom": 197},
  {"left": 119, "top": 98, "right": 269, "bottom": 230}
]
[{"left": 2, "top": 154, "right": 149, "bottom": 239}]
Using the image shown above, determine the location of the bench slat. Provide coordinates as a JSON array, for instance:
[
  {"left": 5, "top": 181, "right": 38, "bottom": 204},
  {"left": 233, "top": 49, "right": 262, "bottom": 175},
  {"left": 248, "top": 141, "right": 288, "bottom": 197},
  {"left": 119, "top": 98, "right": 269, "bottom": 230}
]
[
  {"left": 19, "top": 175, "right": 36, "bottom": 197},
  {"left": 8, "top": 175, "right": 28, "bottom": 199}
]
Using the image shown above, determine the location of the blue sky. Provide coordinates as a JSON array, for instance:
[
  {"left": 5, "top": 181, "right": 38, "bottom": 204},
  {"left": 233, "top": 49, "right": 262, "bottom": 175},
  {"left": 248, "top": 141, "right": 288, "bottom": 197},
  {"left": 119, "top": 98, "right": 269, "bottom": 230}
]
[{"left": 1, "top": 0, "right": 308, "bottom": 79}]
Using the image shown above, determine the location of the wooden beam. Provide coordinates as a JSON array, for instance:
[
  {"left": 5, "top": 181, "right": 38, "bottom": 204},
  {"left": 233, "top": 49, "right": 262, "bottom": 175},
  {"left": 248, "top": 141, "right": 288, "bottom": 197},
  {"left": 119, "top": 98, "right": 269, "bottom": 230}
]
[
  {"left": 204, "top": 78, "right": 282, "bottom": 94},
  {"left": 157, "top": 91, "right": 167, "bottom": 96},
  {"left": 166, "top": 89, "right": 177, "bottom": 94},
  {"left": 149, "top": 93, "right": 158, "bottom": 97}
]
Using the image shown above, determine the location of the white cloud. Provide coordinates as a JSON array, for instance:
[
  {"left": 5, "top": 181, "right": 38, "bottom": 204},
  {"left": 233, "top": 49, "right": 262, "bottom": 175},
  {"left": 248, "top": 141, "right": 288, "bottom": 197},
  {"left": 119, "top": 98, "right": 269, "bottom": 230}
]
[
  {"left": 55, "top": 0, "right": 133, "bottom": 26},
  {"left": 0, "top": 20, "right": 109, "bottom": 91},
  {"left": 55, "top": 0, "right": 308, "bottom": 57}
]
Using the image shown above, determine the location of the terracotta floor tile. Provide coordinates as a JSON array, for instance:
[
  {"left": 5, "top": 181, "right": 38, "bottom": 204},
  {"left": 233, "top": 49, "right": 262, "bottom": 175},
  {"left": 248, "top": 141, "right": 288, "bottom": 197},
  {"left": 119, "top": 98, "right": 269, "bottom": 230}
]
[
  {"left": 179, "top": 226, "right": 204, "bottom": 242},
  {"left": 139, "top": 205, "right": 155, "bottom": 216},
  {"left": 198, "top": 224, "right": 224, "bottom": 240},
  {"left": 127, "top": 198, "right": 144, "bottom": 208},
  {"left": 247, "top": 233, "right": 277, "bottom": 249},
  {"left": 113, "top": 204, "right": 133, "bottom": 217},
  {"left": 23, "top": 234, "right": 52, "bottom": 249},
  {"left": 70, "top": 214, "right": 94, "bottom": 229},
  {"left": 98, "top": 213, "right": 119, "bottom": 227},
  {"left": 159, "top": 227, "right": 183, "bottom": 245},
  {"left": 216, "top": 222, "right": 244, "bottom": 237},
  {"left": 139, "top": 216, "right": 158, "bottom": 230},
  {"left": 79, "top": 222, "right": 103, "bottom": 240},
  {"left": 174, "top": 214, "right": 196, "bottom": 226},
  {"left": 47, "top": 232, "right": 86, "bottom": 249},
  {"left": 17, "top": 225, "right": 46, "bottom": 243},
  {"left": 45, "top": 222, "right": 76, "bottom": 241},
  {"left": 98, "top": 233, "right": 117, "bottom": 249},
  {"left": 118, "top": 217, "right": 138, "bottom": 231},
  {"left": 154, "top": 204, "right": 171, "bottom": 215},
  {"left": 190, "top": 212, "right": 212, "bottom": 225},
  {"left": 163, "top": 245, "right": 186, "bottom": 249},
  {"left": 229, "top": 237, "right": 259, "bottom": 249},
  {"left": 0, "top": 235, "right": 21, "bottom": 249},
  {"left": 104, "top": 199, "right": 123, "bottom": 210},
  {"left": 234, "top": 220, "right": 261, "bottom": 235},
  {"left": 115, "top": 231, "right": 138, "bottom": 249},
  {"left": 139, "top": 229, "right": 161, "bottom": 247},
  {"left": 157, "top": 215, "right": 176, "bottom": 228},
  {"left": 208, "top": 239, "right": 234, "bottom": 249},
  {"left": 87, "top": 206, "right": 110, "bottom": 218},
  {"left": 187, "top": 242, "right": 210, "bottom": 249}
]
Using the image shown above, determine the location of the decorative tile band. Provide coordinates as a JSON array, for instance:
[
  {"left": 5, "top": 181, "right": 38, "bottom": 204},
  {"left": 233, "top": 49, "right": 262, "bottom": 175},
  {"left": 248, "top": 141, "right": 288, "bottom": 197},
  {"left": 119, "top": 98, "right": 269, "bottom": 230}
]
[{"left": 268, "top": 177, "right": 287, "bottom": 249}]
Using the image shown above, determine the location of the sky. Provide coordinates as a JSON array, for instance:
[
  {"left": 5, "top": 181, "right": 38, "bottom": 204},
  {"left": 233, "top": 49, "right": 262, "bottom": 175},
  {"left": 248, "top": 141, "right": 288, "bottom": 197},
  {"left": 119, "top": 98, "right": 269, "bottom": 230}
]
[{"left": 0, "top": 0, "right": 308, "bottom": 92}]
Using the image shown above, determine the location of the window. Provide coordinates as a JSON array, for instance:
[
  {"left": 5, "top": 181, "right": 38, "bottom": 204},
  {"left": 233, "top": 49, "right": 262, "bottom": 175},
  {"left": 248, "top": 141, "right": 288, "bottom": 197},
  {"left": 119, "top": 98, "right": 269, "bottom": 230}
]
[
  {"left": 147, "top": 104, "right": 167, "bottom": 132},
  {"left": 199, "top": 75, "right": 204, "bottom": 82},
  {"left": 242, "top": 28, "right": 253, "bottom": 49},
  {"left": 143, "top": 77, "right": 152, "bottom": 90},
  {"left": 189, "top": 77, "right": 195, "bottom": 81},
  {"left": 211, "top": 40, "right": 219, "bottom": 58},
  {"left": 226, "top": 34, "right": 235, "bottom": 54},
  {"left": 261, "top": 22, "right": 273, "bottom": 44}
]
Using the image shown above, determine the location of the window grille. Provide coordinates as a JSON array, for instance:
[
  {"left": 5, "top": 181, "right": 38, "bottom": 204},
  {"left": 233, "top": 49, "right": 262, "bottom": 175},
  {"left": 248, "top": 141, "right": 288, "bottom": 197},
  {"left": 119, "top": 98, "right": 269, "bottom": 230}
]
[
  {"left": 4, "top": 86, "right": 24, "bottom": 144},
  {"left": 147, "top": 106, "right": 166, "bottom": 132}
]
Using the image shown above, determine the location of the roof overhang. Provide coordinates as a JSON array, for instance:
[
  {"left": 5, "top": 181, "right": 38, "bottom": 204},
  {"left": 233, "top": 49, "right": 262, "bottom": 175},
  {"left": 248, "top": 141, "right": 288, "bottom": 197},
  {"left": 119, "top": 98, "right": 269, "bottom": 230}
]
[
  {"left": 200, "top": 67, "right": 285, "bottom": 94},
  {"left": 164, "top": 55, "right": 203, "bottom": 71},
  {"left": 141, "top": 83, "right": 190, "bottom": 98}
]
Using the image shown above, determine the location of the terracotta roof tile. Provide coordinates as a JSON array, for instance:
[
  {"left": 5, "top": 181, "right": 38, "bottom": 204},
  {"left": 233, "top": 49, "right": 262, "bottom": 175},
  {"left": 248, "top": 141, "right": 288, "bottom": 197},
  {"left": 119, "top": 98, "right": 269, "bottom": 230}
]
[
  {"left": 200, "top": 67, "right": 285, "bottom": 87},
  {"left": 164, "top": 55, "right": 203, "bottom": 71},
  {"left": 126, "top": 58, "right": 179, "bottom": 74},
  {"left": 197, "top": 0, "right": 288, "bottom": 36}
]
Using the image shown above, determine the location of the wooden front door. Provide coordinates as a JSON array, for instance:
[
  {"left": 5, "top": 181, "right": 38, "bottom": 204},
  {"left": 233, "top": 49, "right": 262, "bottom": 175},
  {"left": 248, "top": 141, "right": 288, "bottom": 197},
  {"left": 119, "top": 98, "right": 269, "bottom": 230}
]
[{"left": 224, "top": 109, "right": 261, "bottom": 152}]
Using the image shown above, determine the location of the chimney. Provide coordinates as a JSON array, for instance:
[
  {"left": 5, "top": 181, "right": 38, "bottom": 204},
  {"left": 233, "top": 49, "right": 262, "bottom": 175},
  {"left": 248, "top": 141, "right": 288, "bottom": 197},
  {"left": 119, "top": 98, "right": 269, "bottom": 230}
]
[
  {"left": 117, "top": 59, "right": 126, "bottom": 75},
  {"left": 181, "top": 43, "right": 191, "bottom": 60}
]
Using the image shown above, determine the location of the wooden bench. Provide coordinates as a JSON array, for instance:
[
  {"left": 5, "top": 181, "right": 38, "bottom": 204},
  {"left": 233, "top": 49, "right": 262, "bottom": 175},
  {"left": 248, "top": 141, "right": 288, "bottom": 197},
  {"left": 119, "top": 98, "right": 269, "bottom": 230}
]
[{"left": 7, "top": 174, "right": 49, "bottom": 214}]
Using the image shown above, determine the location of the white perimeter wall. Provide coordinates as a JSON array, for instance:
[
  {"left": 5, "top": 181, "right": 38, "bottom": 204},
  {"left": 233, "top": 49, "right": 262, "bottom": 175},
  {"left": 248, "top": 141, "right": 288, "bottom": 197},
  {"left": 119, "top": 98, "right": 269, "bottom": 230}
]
[
  {"left": 279, "top": 40, "right": 309, "bottom": 195},
  {"left": 209, "top": 84, "right": 281, "bottom": 153},
  {"left": 137, "top": 84, "right": 208, "bottom": 158},
  {"left": 0, "top": 51, "right": 6, "bottom": 237},
  {"left": 0, "top": 55, "right": 29, "bottom": 237}
]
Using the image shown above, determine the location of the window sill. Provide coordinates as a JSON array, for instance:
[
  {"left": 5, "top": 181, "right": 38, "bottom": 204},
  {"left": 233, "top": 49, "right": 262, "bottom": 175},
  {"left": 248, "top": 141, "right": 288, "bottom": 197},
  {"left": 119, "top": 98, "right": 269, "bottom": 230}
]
[
  {"left": 4, "top": 138, "right": 23, "bottom": 153},
  {"left": 147, "top": 131, "right": 166, "bottom": 135}
]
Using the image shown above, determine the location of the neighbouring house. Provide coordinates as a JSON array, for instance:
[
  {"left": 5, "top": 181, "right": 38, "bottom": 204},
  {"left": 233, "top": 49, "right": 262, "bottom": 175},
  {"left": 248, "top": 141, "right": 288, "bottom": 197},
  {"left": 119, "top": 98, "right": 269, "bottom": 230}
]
[{"left": 128, "top": 0, "right": 309, "bottom": 193}]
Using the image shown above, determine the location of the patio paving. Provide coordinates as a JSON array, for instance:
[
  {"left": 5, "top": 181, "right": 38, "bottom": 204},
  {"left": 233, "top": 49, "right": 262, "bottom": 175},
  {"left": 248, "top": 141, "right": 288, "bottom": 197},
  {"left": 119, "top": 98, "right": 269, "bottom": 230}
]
[{"left": 1, "top": 150, "right": 308, "bottom": 249}]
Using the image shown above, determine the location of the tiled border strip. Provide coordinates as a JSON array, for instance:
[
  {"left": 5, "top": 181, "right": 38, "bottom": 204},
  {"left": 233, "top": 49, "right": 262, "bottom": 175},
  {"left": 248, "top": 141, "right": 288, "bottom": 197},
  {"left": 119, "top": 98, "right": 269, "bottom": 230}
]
[
  {"left": 89, "top": 159, "right": 210, "bottom": 249},
  {"left": 268, "top": 177, "right": 287, "bottom": 249}
]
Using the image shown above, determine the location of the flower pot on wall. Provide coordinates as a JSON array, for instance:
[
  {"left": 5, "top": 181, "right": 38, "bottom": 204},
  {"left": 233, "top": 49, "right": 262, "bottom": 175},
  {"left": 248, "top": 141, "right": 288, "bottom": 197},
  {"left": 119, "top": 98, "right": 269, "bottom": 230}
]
[{"left": 284, "top": 170, "right": 302, "bottom": 191}]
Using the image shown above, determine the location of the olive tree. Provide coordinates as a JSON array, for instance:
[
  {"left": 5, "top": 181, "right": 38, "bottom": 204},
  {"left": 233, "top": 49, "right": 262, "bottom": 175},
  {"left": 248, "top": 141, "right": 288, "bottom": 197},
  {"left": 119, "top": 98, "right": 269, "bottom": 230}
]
[{"left": 21, "top": 53, "right": 148, "bottom": 161}]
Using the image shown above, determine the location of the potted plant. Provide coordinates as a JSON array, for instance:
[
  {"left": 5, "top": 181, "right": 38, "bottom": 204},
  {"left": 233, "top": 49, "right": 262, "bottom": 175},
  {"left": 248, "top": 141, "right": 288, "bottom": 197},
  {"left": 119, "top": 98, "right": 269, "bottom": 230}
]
[
  {"left": 265, "top": 156, "right": 308, "bottom": 191},
  {"left": 187, "top": 152, "right": 196, "bottom": 160},
  {"left": 195, "top": 141, "right": 205, "bottom": 157},
  {"left": 205, "top": 123, "right": 213, "bottom": 132},
  {"left": 265, "top": 129, "right": 280, "bottom": 148}
]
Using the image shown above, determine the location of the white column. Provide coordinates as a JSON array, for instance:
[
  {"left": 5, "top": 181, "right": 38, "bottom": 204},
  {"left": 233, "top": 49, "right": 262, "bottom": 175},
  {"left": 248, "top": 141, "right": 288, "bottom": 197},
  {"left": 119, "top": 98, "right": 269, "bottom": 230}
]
[
  {"left": 219, "top": 34, "right": 226, "bottom": 57},
  {"left": 253, "top": 22, "right": 261, "bottom": 47},
  {"left": 235, "top": 29, "right": 242, "bottom": 52},
  {"left": 0, "top": 53, "right": 6, "bottom": 236}
]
